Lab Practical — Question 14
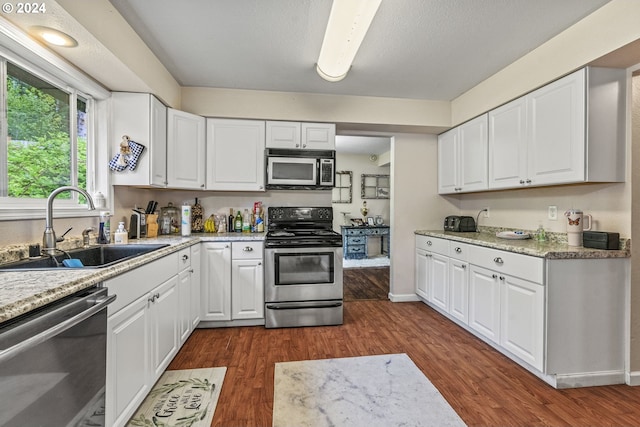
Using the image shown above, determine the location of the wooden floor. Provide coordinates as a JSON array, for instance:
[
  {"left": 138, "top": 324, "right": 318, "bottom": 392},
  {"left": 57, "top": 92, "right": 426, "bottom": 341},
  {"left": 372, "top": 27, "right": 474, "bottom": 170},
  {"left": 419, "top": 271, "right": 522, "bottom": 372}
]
[
  {"left": 343, "top": 266, "right": 389, "bottom": 301},
  {"left": 169, "top": 299, "right": 640, "bottom": 427}
]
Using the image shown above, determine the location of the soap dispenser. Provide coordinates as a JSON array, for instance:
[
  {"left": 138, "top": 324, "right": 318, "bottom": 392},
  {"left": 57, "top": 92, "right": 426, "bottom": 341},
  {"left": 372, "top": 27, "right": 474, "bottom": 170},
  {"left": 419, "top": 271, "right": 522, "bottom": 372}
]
[{"left": 114, "top": 222, "right": 129, "bottom": 244}]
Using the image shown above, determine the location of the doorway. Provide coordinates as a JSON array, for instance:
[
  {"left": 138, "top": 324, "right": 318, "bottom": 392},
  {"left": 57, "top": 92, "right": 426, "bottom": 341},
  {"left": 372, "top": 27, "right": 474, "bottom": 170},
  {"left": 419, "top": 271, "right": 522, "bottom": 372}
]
[{"left": 333, "top": 135, "right": 391, "bottom": 300}]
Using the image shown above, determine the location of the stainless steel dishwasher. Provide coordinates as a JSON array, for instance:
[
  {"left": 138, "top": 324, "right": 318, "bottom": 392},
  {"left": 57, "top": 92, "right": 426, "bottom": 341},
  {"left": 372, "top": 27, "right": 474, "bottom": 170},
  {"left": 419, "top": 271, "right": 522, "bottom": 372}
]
[{"left": 0, "top": 285, "right": 115, "bottom": 427}]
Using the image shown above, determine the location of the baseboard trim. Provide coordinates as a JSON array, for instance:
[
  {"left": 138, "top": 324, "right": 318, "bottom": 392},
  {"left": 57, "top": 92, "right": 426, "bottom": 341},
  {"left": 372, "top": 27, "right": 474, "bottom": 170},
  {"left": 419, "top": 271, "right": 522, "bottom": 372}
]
[
  {"left": 626, "top": 371, "right": 640, "bottom": 386},
  {"left": 555, "top": 371, "right": 626, "bottom": 389},
  {"left": 388, "top": 292, "right": 420, "bottom": 302}
]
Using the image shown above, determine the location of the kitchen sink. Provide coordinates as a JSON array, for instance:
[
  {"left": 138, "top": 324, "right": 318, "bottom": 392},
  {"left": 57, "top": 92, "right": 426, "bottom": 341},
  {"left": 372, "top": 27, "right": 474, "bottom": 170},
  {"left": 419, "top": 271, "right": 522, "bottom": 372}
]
[{"left": 0, "top": 244, "right": 170, "bottom": 271}]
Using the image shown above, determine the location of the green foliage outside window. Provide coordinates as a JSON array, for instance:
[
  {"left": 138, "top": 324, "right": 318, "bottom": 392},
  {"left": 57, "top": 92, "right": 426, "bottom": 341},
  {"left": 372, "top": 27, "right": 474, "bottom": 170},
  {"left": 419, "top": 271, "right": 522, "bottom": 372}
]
[{"left": 5, "top": 62, "right": 87, "bottom": 200}]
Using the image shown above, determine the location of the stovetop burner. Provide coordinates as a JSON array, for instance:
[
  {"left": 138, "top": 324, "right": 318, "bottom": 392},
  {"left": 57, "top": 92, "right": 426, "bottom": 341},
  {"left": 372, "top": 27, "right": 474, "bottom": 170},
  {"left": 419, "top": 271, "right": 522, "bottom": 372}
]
[{"left": 266, "top": 207, "right": 342, "bottom": 248}]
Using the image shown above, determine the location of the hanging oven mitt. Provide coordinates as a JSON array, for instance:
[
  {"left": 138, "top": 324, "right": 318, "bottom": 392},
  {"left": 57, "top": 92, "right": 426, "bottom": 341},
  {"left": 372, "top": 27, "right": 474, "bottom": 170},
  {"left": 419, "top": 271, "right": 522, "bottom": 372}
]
[
  {"left": 127, "top": 139, "right": 145, "bottom": 171},
  {"left": 108, "top": 135, "right": 132, "bottom": 172}
]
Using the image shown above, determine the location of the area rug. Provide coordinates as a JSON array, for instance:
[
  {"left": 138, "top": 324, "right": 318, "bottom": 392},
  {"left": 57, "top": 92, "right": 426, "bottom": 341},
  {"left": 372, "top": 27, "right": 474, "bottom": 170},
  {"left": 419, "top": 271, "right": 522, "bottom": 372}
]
[
  {"left": 127, "top": 367, "right": 226, "bottom": 427},
  {"left": 273, "top": 354, "right": 466, "bottom": 427}
]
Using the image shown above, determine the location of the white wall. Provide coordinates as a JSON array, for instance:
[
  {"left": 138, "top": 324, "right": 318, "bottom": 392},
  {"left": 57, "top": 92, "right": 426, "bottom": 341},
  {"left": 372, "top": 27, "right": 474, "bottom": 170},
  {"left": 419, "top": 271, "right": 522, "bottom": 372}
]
[
  {"left": 331, "top": 153, "right": 390, "bottom": 230},
  {"left": 389, "top": 133, "right": 457, "bottom": 300}
]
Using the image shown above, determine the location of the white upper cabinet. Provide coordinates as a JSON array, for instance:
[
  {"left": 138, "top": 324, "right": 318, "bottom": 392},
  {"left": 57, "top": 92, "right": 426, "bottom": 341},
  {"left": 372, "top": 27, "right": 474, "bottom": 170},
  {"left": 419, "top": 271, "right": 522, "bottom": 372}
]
[
  {"left": 488, "top": 67, "right": 626, "bottom": 190},
  {"left": 111, "top": 93, "right": 167, "bottom": 187},
  {"left": 266, "top": 121, "right": 335, "bottom": 150},
  {"left": 438, "top": 114, "right": 488, "bottom": 194},
  {"left": 206, "top": 119, "right": 266, "bottom": 191},
  {"left": 167, "top": 108, "right": 206, "bottom": 189}
]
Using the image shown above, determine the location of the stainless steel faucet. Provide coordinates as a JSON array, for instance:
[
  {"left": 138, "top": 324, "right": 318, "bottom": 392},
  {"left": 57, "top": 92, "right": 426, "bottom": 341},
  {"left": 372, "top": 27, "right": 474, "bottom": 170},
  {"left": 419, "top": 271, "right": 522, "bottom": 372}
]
[
  {"left": 82, "top": 227, "right": 95, "bottom": 248},
  {"left": 43, "top": 186, "right": 96, "bottom": 255}
]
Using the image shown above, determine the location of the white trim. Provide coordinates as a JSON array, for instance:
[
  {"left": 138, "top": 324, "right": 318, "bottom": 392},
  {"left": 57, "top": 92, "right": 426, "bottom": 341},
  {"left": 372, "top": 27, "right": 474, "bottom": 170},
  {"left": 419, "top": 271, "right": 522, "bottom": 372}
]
[
  {"left": 388, "top": 292, "right": 420, "bottom": 302},
  {"left": 555, "top": 371, "right": 626, "bottom": 389},
  {"left": 626, "top": 371, "right": 640, "bottom": 386}
]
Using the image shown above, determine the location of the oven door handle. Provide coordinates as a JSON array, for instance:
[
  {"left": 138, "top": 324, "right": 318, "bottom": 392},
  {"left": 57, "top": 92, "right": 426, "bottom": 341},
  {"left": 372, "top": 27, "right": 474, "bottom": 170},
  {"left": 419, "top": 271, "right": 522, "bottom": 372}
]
[
  {"left": 266, "top": 302, "right": 343, "bottom": 310},
  {"left": 0, "top": 292, "right": 116, "bottom": 364}
]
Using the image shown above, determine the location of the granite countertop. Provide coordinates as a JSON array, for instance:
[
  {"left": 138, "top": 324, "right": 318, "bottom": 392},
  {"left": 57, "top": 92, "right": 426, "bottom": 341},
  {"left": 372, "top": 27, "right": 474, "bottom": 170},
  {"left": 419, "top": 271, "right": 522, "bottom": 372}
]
[
  {"left": 0, "top": 232, "right": 266, "bottom": 324},
  {"left": 415, "top": 229, "right": 630, "bottom": 259}
]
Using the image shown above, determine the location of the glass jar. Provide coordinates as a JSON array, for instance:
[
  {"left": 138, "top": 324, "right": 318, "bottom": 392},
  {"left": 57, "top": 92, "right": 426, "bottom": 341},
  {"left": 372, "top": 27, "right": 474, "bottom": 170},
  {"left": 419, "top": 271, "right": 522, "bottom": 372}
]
[
  {"left": 375, "top": 215, "right": 384, "bottom": 225},
  {"left": 160, "top": 202, "right": 180, "bottom": 234}
]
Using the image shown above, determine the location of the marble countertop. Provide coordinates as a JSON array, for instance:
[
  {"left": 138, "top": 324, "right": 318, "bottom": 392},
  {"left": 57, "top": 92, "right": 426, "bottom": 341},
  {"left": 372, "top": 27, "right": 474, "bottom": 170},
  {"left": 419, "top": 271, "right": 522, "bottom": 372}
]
[
  {"left": 0, "top": 232, "right": 266, "bottom": 324},
  {"left": 415, "top": 230, "right": 630, "bottom": 259}
]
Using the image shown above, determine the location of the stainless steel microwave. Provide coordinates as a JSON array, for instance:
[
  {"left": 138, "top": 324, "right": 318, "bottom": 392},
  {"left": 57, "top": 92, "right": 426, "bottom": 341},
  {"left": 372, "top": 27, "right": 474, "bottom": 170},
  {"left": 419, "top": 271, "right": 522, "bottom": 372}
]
[{"left": 266, "top": 148, "right": 335, "bottom": 190}]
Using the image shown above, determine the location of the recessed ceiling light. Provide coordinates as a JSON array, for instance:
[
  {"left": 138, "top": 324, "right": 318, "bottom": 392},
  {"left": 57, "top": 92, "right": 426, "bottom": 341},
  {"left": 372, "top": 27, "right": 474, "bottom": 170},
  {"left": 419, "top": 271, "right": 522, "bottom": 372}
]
[{"left": 30, "top": 26, "right": 78, "bottom": 47}]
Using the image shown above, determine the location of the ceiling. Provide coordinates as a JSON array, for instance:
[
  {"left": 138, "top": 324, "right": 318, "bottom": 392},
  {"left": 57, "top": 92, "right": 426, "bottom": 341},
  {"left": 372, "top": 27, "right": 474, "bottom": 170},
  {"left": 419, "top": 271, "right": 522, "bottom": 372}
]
[{"left": 107, "top": 0, "right": 611, "bottom": 101}]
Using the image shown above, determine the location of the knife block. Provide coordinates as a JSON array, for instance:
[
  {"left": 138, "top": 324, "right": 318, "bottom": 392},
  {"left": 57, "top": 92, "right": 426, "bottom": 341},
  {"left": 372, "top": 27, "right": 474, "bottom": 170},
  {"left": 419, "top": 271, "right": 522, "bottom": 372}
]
[{"left": 146, "top": 214, "right": 158, "bottom": 238}]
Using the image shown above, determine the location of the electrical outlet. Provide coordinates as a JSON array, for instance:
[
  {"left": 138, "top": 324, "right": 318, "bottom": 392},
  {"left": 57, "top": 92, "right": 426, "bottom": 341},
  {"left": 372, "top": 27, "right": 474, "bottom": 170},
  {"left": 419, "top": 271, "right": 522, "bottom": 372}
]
[
  {"left": 483, "top": 207, "right": 490, "bottom": 218},
  {"left": 548, "top": 205, "right": 558, "bottom": 220}
]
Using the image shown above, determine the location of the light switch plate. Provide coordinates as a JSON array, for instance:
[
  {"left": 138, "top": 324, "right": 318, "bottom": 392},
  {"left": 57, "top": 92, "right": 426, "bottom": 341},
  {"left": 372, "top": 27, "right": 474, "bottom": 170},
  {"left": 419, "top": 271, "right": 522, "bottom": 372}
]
[{"left": 548, "top": 205, "right": 558, "bottom": 220}]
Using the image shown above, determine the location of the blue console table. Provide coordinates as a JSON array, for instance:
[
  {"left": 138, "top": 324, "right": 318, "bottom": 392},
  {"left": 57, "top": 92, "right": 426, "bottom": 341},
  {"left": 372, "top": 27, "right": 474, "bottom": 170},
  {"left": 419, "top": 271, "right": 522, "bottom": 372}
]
[{"left": 341, "top": 225, "right": 390, "bottom": 260}]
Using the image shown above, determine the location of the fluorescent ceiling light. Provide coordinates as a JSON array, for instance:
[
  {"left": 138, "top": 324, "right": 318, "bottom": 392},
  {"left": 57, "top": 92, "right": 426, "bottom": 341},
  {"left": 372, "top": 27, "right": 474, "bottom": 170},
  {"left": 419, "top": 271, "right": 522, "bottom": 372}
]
[
  {"left": 30, "top": 26, "right": 78, "bottom": 47},
  {"left": 316, "top": 0, "right": 382, "bottom": 82}
]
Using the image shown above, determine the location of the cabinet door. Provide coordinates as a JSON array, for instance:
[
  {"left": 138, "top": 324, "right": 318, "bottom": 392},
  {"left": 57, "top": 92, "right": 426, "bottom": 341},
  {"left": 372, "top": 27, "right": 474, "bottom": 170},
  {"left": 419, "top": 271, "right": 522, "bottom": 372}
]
[
  {"left": 190, "top": 244, "right": 201, "bottom": 330},
  {"left": 150, "top": 95, "right": 168, "bottom": 187},
  {"left": 415, "top": 249, "right": 430, "bottom": 300},
  {"left": 527, "top": 70, "right": 586, "bottom": 186},
  {"left": 301, "top": 123, "right": 336, "bottom": 150},
  {"left": 266, "top": 121, "right": 301, "bottom": 148},
  {"left": 150, "top": 276, "right": 180, "bottom": 379},
  {"left": 111, "top": 93, "right": 167, "bottom": 187},
  {"left": 429, "top": 253, "right": 449, "bottom": 311},
  {"left": 106, "top": 295, "right": 150, "bottom": 427},
  {"left": 489, "top": 97, "right": 527, "bottom": 189},
  {"left": 500, "top": 274, "right": 544, "bottom": 371},
  {"left": 178, "top": 269, "right": 191, "bottom": 345},
  {"left": 206, "top": 119, "right": 266, "bottom": 191},
  {"left": 458, "top": 114, "right": 488, "bottom": 192},
  {"left": 468, "top": 265, "right": 501, "bottom": 344},
  {"left": 201, "top": 243, "right": 232, "bottom": 321},
  {"left": 231, "top": 259, "right": 265, "bottom": 320},
  {"left": 167, "top": 108, "right": 206, "bottom": 189},
  {"left": 437, "top": 128, "right": 459, "bottom": 194},
  {"left": 449, "top": 260, "right": 469, "bottom": 324}
]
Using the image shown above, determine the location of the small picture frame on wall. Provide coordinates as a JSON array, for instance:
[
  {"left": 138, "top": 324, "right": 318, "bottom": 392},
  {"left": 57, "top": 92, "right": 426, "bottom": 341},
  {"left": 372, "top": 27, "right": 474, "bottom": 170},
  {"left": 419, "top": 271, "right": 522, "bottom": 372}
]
[{"left": 367, "top": 217, "right": 375, "bottom": 226}]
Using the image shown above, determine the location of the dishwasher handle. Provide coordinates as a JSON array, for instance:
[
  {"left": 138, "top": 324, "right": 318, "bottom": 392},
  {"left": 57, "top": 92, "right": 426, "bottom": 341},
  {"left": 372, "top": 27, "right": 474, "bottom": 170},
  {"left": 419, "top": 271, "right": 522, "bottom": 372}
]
[{"left": 0, "top": 290, "right": 116, "bottom": 364}]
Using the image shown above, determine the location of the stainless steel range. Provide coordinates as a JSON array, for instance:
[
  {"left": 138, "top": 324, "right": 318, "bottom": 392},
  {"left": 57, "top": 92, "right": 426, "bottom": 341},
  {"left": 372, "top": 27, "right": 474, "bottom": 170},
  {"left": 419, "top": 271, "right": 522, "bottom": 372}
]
[{"left": 264, "top": 207, "right": 343, "bottom": 328}]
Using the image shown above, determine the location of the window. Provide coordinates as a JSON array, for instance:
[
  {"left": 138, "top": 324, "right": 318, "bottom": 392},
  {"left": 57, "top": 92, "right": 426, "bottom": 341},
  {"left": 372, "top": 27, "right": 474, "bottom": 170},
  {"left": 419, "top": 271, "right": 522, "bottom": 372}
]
[{"left": 1, "top": 60, "right": 92, "bottom": 204}]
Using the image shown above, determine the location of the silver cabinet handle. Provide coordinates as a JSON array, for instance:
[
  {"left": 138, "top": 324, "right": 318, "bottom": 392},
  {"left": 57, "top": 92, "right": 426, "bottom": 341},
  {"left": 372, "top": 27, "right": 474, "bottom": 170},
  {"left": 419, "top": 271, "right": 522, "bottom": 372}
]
[
  {"left": 519, "top": 180, "right": 525, "bottom": 184},
  {"left": 295, "top": 143, "right": 300, "bottom": 148},
  {"left": 148, "top": 295, "right": 156, "bottom": 303},
  {"left": 499, "top": 276, "right": 505, "bottom": 281},
  {"left": 492, "top": 274, "right": 498, "bottom": 279},
  {"left": 243, "top": 246, "right": 253, "bottom": 252},
  {"left": 225, "top": 245, "right": 229, "bottom": 248},
  {"left": 461, "top": 264, "right": 466, "bottom": 269},
  {"left": 455, "top": 247, "right": 462, "bottom": 253},
  {"left": 258, "top": 262, "right": 262, "bottom": 265},
  {"left": 526, "top": 179, "right": 532, "bottom": 184},
  {"left": 493, "top": 257, "right": 504, "bottom": 265},
  {"left": 189, "top": 269, "right": 194, "bottom": 273},
  {"left": 182, "top": 254, "right": 189, "bottom": 260},
  {"left": 427, "top": 241, "right": 432, "bottom": 246}
]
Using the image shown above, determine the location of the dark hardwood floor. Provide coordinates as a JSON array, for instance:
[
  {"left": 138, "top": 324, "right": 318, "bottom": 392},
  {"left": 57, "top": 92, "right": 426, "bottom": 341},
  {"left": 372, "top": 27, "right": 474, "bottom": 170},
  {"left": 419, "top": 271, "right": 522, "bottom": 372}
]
[
  {"left": 343, "top": 266, "right": 389, "bottom": 301},
  {"left": 169, "top": 299, "right": 640, "bottom": 427}
]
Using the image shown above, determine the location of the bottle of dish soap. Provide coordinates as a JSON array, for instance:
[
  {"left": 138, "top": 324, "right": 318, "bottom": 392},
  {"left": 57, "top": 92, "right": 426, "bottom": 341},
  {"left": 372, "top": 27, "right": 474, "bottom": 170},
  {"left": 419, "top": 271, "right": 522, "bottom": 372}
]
[
  {"left": 114, "top": 222, "right": 128, "bottom": 244},
  {"left": 535, "top": 224, "right": 546, "bottom": 242}
]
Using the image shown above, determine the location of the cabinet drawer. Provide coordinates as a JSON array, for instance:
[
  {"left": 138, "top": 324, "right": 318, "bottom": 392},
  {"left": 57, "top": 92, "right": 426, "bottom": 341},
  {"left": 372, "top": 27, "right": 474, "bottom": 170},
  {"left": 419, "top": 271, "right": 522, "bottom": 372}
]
[
  {"left": 468, "top": 246, "right": 543, "bottom": 283},
  {"left": 344, "top": 228, "right": 366, "bottom": 236},
  {"left": 369, "top": 228, "right": 389, "bottom": 235},
  {"left": 232, "top": 241, "right": 264, "bottom": 259},
  {"left": 347, "top": 236, "right": 366, "bottom": 244},
  {"left": 346, "top": 245, "right": 366, "bottom": 254},
  {"left": 448, "top": 241, "right": 471, "bottom": 262},
  {"left": 178, "top": 247, "right": 191, "bottom": 270},
  {"left": 415, "top": 235, "right": 448, "bottom": 255}
]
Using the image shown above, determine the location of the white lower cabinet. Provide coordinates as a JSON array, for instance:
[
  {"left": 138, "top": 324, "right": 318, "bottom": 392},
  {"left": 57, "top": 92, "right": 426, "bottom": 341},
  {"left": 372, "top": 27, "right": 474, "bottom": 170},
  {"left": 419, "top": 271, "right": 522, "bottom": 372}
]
[
  {"left": 201, "top": 241, "right": 264, "bottom": 325},
  {"left": 500, "top": 274, "right": 544, "bottom": 371},
  {"left": 429, "top": 253, "right": 449, "bottom": 312},
  {"left": 416, "top": 234, "right": 628, "bottom": 388},
  {"left": 468, "top": 265, "right": 501, "bottom": 344},
  {"left": 201, "top": 242, "right": 232, "bottom": 321},
  {"left": 178, "top": 245, "right": 200, "bottom": 345},
  {"left": 231, "top": 243, "right": 264, "bottom": 320},
  {"left": 105, "top": 245, "right": 201, "bottom": 427},
  {"left": 448, "top": 258, "right": 469, "bottom": 324}
]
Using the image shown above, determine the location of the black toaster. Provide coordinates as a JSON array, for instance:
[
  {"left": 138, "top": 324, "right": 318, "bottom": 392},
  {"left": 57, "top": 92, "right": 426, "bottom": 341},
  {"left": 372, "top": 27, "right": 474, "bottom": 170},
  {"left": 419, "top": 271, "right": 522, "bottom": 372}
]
[{"left": 444, "top": 215, "right": 476, "bottom": 232}]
